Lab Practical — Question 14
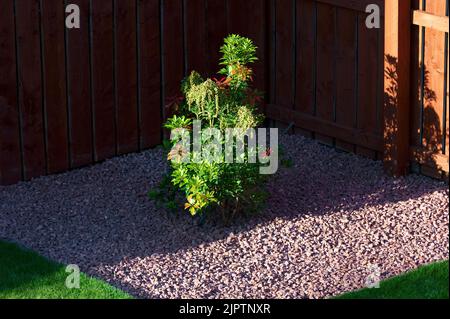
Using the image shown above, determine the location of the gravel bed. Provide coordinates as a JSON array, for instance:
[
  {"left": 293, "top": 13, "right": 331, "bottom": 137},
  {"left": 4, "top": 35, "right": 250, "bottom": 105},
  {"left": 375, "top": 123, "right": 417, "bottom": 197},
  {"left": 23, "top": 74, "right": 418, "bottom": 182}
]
[{"left": 0, "top": 134, "right": 448, "bottom": 299}]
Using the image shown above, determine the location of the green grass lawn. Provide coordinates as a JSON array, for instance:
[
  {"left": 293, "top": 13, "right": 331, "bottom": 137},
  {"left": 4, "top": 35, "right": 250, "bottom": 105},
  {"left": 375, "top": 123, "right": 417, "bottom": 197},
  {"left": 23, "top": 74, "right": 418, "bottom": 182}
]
[
  {"left": 336, "top": 260, "right": 449, "bottom": 299},
  {"left": 0, "top": 240, "right": 132, "bottom": 299}
]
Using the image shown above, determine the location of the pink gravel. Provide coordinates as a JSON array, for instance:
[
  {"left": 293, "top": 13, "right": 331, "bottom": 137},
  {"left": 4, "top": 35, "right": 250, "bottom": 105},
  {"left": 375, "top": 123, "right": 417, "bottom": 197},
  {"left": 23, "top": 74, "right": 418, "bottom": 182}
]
[{"left": 0, "top": 134, "right": 448, "bottom": 299}]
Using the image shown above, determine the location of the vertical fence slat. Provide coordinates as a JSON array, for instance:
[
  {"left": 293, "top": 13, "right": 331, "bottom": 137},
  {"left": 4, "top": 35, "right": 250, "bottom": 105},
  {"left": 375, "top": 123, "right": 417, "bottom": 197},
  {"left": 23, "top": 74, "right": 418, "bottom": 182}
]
[
  {"left": 357, "top": 11, "right": 381, "bottom": 159},
  {"left": 115, "top": 0, "right": 138, "bottom": 155},
  {"left": 316, "top": 2, "right": 335, "bottom": 120},
  {"left": 162, "top": 0, "right": 184, "bottom": 119},
  {"left": 383, "top": 0, "right": 412, "bottom": 176},
  {"left": 446, "top": 0, "right": 449, "bottom": 156},
  {"left": 315, "top": 2, "right": 335, "bottom": 145},
  {"left": 377, "top": 7, "right": 385, "bottom": 148},
  {"left": 227, "top": 0, "right": 266, "bottom": 94},
  {"left": 246, "top": 0, "right": 268, "bottom": 95},
  {"left": 206, "top": 0, "right": 228, "bottom": 76},
  {"left": 410, "top": 0, "right": 423, "bottom": 149},
  {"left": 357, "top": 12, "right": 379, "bottom": 154},
  {"left": 41, "top": 0, "right": 69, "bottom": 174},
  {"left": 295, "top": 0, "right": 316, "bottom": 115},
  {"left": 66, "top": 0, "right": 93, "bottom": 168},
  {"left": 274, "top": 0, "right": 295, "bottom": 107},
  {"left": 91, "top": 0, "right": 115, "bottom": 161},
  {"left": 185, "top": 0, "right": 207, "bottom": 76},
  {"left": 139, "top": 0, "right": 162, "bottom": 148},
  {"left": 268, "top": 0, "right": 276, "bottom": 106},
  {"left": 16, "top": 0, "right": 46, "bottom": 179},
  {"left": 335, "top": 8, "right": 358, "bottom": 152},
  {"left": 0, "top": 0, "right": 22, "bottom": 184}
]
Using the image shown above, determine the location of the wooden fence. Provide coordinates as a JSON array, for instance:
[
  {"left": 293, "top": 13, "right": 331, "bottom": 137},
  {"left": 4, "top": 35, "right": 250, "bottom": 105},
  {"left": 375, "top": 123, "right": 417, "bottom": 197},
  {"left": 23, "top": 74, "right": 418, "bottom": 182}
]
[
  {"left": 0, "top": 0, "right": 449, "bottom": 185},
  {"left": 266, "top": 0, "right": 385, "bottom": 160},
  {"left": 0, "top": 0, "right": 267, "bottom": 185},
  {"left": 409, "top": 0, "right": 449, "bottom": 179}
]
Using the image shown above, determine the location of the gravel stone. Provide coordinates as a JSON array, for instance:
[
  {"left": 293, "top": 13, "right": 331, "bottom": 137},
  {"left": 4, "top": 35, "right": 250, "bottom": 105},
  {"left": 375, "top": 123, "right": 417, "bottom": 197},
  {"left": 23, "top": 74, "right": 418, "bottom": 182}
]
[{"left": 0, "top": 134, "right": 448, "bottom": 299}]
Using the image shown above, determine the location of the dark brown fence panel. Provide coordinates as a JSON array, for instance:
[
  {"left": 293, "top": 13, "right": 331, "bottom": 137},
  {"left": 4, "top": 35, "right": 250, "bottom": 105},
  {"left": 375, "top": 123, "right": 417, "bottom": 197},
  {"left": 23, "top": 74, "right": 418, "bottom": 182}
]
[
  {"left": 446, "top": 0, "right": 449, "bottom": 163},
  {"left": 274, "top": 0, "right": 295, "bottom": 108},
  {"left": 268, "top": 0, "right": 384, "bottom": 156},
  {"left": 335, "top": 7, "right": 358, "bottom": 153},
  {"left": 91, "top": 0, "right": 116, "bottom": 161},
  {"left": 410, "top": 0, "right": 423, "bottom": 150},
  {"left": 295, "top": 0, "right": 316, "bottom": 117},
  {"left": 185, "top": 0, "right": 208, "bottom": 76},
  {"left": 228, "top": 0, "right": 268, "bottom": 94},
  {"left": 139, "top": 0, "right": 162, "bottom": 149},
  {"left": 315, "top": 2, "right": 336, "bottom": 145},
  {"left": 356, "top": 9, "right": 382, "bottom": 158},
  {"left": 41, "top": 0, "right": 70, "bottom": 174},
  {"left": 206, "top": 0, "right": 228, "bottom": 76},
  {"left": 16, "top": 0, "right": 46, "bottom": 179},
  {"left": 1, "top": 0, "right": 271, "bottom": 185},
  {"left": 162, "top": 0, "right": 184, "bottom": 115},
  {"left": 66, "top": 0, "right": 93, "bottom": 168},
  {"left": 0, "top": 0, "right": 22, "bottom": 184},
  {"left": 115, "top": 0, "right": 138, "bottom": 155}
]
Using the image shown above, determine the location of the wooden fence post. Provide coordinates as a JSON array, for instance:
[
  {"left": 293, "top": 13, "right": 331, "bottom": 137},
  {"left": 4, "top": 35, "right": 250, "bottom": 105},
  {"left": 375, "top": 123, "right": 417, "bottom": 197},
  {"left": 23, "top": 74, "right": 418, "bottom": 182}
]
[{"left": 383, "top": 0, "right": 412, "bottom": 176}]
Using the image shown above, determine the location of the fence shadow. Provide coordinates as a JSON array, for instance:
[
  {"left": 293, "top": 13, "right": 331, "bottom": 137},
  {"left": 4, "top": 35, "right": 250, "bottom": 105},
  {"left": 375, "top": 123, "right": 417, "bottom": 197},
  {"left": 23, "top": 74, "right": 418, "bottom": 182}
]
[
  {"left": 384, "top": 54, "right": 445, "bottom": 175},
  {"left": 383, "top": 54, "right": 400, "bottom": 174},
  {"left": 412, "top": 61, "right": 445, "bottom": 172}
]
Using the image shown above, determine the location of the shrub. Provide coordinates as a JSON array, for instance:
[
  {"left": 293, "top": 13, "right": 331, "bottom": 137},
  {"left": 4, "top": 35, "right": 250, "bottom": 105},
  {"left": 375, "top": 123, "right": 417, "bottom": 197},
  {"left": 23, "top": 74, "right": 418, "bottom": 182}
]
[{"left": 150, "top": 35, "right": 274, "bottom": 221}]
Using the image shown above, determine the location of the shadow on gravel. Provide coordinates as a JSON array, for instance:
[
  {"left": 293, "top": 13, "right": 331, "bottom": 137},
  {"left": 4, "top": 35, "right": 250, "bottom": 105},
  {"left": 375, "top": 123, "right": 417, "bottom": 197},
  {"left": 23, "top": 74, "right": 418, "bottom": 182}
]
[{"left": 0, "top": 137, "right": 448, "bottom": 277}]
